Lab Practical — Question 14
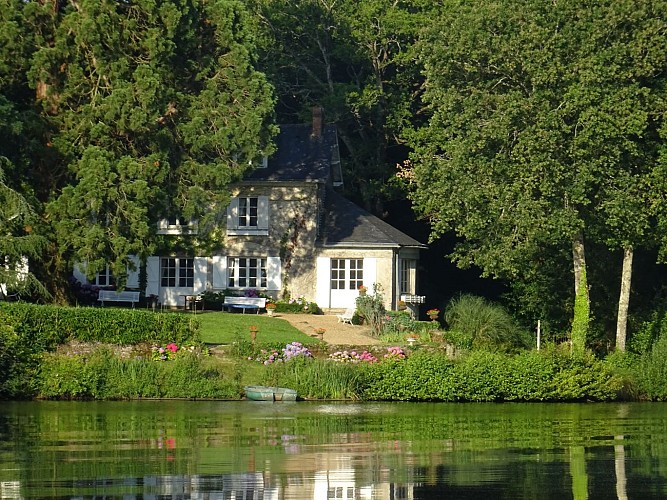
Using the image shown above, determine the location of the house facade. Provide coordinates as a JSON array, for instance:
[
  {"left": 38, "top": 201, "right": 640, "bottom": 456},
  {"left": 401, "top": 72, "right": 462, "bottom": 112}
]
[{"left": 74, "top": 114, "right": 426, "bottom": 311}]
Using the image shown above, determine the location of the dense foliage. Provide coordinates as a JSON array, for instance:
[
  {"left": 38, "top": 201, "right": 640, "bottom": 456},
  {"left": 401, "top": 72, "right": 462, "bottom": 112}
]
[
  {"left": 0, "top": 302, "right": 200, "bottom": 347},
  {"left": 1, "top": 0, "right": 276, "bottom": 290},
  {"left": 402, "top": 0, "right": 667, "bottom": 350},
  {"left": 1, "top": 0, "right": 667, "bottom": 355}
]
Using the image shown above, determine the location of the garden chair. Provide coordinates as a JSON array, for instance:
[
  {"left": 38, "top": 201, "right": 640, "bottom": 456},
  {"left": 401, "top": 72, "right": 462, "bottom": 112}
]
[{"left": 336, "top": 307, "right": 355, "bottom": 325}]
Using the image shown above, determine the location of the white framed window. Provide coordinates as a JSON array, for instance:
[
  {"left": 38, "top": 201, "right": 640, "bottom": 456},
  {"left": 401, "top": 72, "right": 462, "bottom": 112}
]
[
  {"left": 227, "top": 196, "right": 269, "bottom": 235},
  {"left": 227, "top": 257, "right": 267, "bottom": 288},
  {"left": 330, "top": 258, "right": 363, "bottom": 290},
  {"left": 161, "top": 257, "right": 194, "bottom": 287},
  {"left": 238, "top": 197, "right": 258, "bottom": 227},
  {"left": 157, "top": 217, "right": 198, "bottom": 235},
  {"left": 95, "top": 266, "right": 113, "bottom": 287}
]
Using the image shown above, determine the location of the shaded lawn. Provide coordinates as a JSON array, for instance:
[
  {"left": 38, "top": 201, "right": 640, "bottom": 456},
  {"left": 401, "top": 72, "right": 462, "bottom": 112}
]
[{"left": 197, "top": 311, "right": 316, "bottom": 345}]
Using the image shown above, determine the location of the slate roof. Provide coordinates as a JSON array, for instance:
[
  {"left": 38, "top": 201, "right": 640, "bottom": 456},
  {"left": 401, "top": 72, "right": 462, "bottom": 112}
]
[
  {"left": 321, "top": 189, "right": 426, "bottom": 249},
  {"left": 246, "top": 124, "right": 342, "bottom": 185}
]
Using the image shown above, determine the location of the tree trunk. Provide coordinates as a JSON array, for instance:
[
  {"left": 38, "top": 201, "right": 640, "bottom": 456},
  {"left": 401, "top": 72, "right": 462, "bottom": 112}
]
[
  {"left": 572, "top": 233, "right": 588, "bottom": 299},
  {"left": 571, "top": 233, "right": 589, "bottom": 356},
  {"left": 615, "top": 246, "right": 633, "bottom": 352}
]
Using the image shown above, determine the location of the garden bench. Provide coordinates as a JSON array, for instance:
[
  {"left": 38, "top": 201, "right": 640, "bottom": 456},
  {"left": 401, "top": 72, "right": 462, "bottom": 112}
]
[
  {"left": 336, "top": 307, "right": 355, "bottom": 325},
  {"left": 98, "top": 290, "right": 141, "bottom": 308},
  {"left": 223, "top": 296, "right": 266, "bottom": 314}
]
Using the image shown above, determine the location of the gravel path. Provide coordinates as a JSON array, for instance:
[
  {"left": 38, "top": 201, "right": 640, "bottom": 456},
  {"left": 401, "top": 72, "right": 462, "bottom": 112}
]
[{"left": 277, "top": 313, "right": 382, "bottom": 345}]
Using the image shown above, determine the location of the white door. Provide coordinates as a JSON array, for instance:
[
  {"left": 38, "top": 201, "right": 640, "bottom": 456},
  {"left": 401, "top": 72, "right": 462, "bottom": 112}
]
[{"left": 329, "top": 258, "right": 364, "bottom": 308}]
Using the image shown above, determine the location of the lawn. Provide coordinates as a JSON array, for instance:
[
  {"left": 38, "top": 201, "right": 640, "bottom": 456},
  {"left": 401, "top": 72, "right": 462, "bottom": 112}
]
[{"left": 196, "top": 311, "right": 315, "bottom": 345}]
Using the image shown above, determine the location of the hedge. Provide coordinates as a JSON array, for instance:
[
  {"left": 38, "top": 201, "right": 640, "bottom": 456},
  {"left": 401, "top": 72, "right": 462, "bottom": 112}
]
[{"left": 0, "top": 302, "right": 200, "bottom": 348}]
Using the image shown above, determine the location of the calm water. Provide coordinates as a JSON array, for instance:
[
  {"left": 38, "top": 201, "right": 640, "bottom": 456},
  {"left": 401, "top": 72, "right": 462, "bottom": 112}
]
[{"left": 1, "top": 401, "right": 666, "bottom": 499}]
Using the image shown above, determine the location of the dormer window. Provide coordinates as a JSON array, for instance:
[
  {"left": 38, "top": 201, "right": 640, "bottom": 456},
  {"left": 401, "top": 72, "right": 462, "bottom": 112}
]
[
  {"left": 227, "top": 196, "right": 269, "bottom": 236},
  {"left": 249, "top": 155, "right": 268, "bottom": 169},
  {"left": 157, "top": 218, "right": 198, "bottom": 235}
]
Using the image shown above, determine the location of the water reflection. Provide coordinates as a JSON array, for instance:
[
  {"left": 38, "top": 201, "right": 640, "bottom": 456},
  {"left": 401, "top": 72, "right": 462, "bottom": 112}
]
[{"left": 1, "top": 401, "right": 667, "bottom": 498}]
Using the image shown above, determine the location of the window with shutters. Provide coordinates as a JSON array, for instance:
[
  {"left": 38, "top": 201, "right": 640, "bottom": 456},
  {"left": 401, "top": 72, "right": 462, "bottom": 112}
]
[
  {"left": 227, "top": 257, "right": 267, "bottom": 288},
  {"left": 161, "top": 257, "right": 194, "bottom": 288},
  {"left": 227, "top": 196, "right": 269, "bottom": 235},
  {"left": 94, "top": 266, "right": 113, "bottom": 286}
]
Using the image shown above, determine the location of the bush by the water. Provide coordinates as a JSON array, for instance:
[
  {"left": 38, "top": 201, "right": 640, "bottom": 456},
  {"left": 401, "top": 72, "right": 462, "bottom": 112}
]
[
  {"left": 363, "top": 346, "right": 622, "bottom": 402},
  {"left": 38, "top": 348, "right": 238, "bottom": 400},
  {"left": 636, "top": 332, "right": 667, "bottom": 400},
  {"left": 0, "top": 302, "right": 201, "bottom": 399},
  {"left": 444, "top": 294, "right": 532, "bottom": 351}
]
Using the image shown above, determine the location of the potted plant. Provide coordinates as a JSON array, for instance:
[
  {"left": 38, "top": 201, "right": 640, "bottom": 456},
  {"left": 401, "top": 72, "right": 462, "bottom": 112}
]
[
  {"left": 406, "top": 333, "right": 420, "bottom": 346},
  {"left": 358, "top": 285, "right": 368, "bottom": 296},
  {"left": 265, "top": 302, "right": 277, "bottom": 316},
  {"left": 426, "top": 308, "right": 440, "bottom": 321},
  {"left": 314, "top": 327, "right": 325, "bottom": 340}
]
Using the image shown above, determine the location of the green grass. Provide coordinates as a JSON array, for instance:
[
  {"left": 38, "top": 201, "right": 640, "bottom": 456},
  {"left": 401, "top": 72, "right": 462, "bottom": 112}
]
[{"left": 197, "top": 311, "right": 315, "bottom": 345}]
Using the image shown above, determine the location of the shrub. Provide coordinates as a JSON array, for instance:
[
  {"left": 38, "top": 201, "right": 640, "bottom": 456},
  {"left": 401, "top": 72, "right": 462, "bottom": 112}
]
[
  {"left": 252, "top": 342, "right": 313, "bottom": 365},
  {"left": 442, "top": 329, "right": 473, "bottom": 351},
  {"left": 629, "top": 308, "right": 667, "bottom": 355},
  {"left": 201, "top": 290, "right": 227, "bottom": 310},
  {"left": 364, "top": 351, "right": 455, "bottom": 401},
  {"left": 0, "top": 319, "right": 43, "bottom": 399},
  {"left": 275, "top": 296, "right": 321, "bottom": 314},
  {"left": 277, "top": 359, "right": 368, "bottom": 399},
  {"left": 0, "top": 302, "right": 200, "bottom": 347},
  {"left": 37, "top": 348, "right": 238, "bottom": 400},
  {"left": 444, "top": 294, "right": 531, "bottom": 351},
  {"left": 329, "top": 350, "right": 378, "bottom": 363},
  {"left": 636, "top": 332, "right": 667, "bottom": 400},
  {"left": 382, "top": 311, "right": 417, "bottom": 335},
  {"left": 356, "top": 284, "right": 386, "bottom": 336}
]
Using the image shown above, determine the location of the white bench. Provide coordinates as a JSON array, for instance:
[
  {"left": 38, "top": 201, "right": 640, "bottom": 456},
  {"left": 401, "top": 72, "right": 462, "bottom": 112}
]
[
  {"left": 98, "top": 290, "right": 141, "bottom": 308},
  {"left": 223, "top": 296, "right": 266, "bottom": 314}
]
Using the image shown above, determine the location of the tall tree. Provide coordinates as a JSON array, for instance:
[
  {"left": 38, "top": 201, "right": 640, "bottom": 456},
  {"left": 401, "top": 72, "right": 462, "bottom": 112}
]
[
  {"left": 251, "top": 0, "right": 428, "bottom": 210},
  {"left": 0, "top": 163, "right": 48, "bottom": 300},
  {"left": 26, "top": 0, "right": 277, "bottom": 288},
  {"left": 403, "top": 0, "right": 667, "bottom": 349}
]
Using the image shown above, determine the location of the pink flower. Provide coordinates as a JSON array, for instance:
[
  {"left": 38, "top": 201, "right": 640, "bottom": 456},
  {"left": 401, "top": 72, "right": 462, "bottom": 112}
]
[{"left": 166, "top": 343, "right": 178, "bottom": 353}]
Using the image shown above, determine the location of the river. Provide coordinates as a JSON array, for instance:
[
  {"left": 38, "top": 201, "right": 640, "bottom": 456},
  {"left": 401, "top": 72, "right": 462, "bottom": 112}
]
[{"left": 1, "top": 400, "right": 666, "bottom": 499}]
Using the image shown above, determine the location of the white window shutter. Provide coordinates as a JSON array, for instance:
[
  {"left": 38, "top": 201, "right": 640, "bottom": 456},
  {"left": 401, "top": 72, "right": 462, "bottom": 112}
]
[
  {"left": 316, "top": 256, "right": 331, "bottom": 309},
  {"left": 126, "top": 255, "right": 140, "bottom": 289},
  {"left": 211, "top": 255, "right": 227, "bottom": 288},
  {"left": 146, "top": 257, "right": 160, "bottom": 296},
  {"left": 267, "top": 256, "right": 281, "bottom": 291},
  {"left": 194, "top": 257, "right": 207, "bottom": 294},
  {"left": 364, "top": 257, "right": 377, "bottom": 291},
  {"left": 226, "top": 198, "right": 239, "bottom": 230},
  {"left": 73, "top": 262, "right": 89, "bottom": 284},
  {"left": 258, "top": 196, "right": 269, "bottom": 230}
]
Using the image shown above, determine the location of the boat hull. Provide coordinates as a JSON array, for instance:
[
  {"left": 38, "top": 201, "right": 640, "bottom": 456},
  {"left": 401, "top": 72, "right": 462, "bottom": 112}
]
[{"left": 244, "top": 386, "right": 297, "bottom": 401}]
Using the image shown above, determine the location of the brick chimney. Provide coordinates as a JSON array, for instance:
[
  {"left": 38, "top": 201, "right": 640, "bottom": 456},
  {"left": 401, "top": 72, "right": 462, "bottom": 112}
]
[{"left": 311, "top": 106, "right": 323, "bottom": 139}]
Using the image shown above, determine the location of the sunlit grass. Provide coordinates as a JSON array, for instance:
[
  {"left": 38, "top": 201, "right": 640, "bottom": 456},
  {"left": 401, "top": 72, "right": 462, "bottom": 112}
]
[{"left": 197, "top": 311, "right": 315, "bottom": 345}]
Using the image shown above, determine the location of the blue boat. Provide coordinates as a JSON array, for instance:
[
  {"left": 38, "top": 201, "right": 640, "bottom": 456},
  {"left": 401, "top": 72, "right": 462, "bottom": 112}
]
[{"left": 244, "top": 386, "right": 298, "bottom": 401}]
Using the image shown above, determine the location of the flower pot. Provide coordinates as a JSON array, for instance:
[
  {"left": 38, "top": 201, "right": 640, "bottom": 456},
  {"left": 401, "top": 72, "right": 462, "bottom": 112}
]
[{"left": 267, "top": 309, "right": 275, "bottom": 316}]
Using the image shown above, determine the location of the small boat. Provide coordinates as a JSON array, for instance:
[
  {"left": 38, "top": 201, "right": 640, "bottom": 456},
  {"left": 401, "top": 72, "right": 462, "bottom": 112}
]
[{"left": 244, "top": 386, "right": 298, "bottom": 401}]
